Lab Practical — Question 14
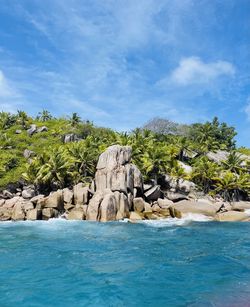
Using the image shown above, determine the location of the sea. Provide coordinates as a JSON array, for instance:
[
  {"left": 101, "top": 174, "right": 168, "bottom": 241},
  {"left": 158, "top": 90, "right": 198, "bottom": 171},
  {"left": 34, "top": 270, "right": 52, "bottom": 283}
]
[{"left": 1, "top": 216, "right": 250, "bottom": 307}]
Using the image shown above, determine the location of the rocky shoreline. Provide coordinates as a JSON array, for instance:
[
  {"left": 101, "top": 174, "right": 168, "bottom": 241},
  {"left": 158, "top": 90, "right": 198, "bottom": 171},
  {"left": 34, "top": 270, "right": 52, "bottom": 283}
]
[{"left": 1, "top": 145, "right": 250, "bottom": 223}]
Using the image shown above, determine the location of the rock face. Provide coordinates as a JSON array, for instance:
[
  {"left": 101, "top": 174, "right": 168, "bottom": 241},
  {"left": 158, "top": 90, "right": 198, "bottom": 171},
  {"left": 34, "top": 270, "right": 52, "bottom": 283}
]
[
  {"left": 164, "top": 175, "right": 196, "bottom": 194},
  {"left": 27, "top": 124, "right": 37, "bottom": 136},
  {"left": 87, "top": 145, "right": 143, "bottom": 222}
]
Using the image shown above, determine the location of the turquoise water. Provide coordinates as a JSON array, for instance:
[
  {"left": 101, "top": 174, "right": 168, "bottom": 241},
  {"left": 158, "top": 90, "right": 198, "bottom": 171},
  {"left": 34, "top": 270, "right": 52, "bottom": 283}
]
[{"left": 1, "top": 219, "right": 250, "bottom": 307}]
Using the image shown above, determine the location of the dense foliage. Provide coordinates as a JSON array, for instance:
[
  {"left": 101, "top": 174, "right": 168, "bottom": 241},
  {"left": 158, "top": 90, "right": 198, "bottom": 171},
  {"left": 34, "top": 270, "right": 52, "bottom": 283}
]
[{"left": 0, "top": 111, "right": 249, "bottom": 201}]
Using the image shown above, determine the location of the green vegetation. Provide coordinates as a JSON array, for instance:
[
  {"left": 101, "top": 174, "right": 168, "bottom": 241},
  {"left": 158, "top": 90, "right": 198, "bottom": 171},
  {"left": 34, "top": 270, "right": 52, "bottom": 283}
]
[{"left": 0, "top": 111, "right": 249, "bottom": 201}]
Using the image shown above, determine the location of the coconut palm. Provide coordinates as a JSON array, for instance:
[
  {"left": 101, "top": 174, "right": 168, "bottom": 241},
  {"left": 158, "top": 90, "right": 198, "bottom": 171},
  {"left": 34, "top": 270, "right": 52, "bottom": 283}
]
[
  {"left": 16, "top": 110, "right": 29, "bottom": 128},
  {"left": 222, "top": 151, "right": 244, "bottom": 174},
  {"left": 69, "top": 112, "right": 81, "bottom": 127},
  {"left": 0, "top": 112, "right": 15, "bottom": 130},
  {"left": 37, "top": 110, "right": 52, "bottom": 122}
]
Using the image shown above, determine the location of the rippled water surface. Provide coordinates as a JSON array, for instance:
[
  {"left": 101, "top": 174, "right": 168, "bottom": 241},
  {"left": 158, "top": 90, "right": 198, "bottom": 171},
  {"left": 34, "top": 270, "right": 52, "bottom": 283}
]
[{"left": 1, "top": 218, "right": 250, "bottom": 307}]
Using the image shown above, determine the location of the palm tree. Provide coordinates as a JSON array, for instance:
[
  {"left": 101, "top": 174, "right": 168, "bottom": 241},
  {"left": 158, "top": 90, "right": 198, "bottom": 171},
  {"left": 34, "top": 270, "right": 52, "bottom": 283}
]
[
  {"left": 16, "top": 110, "right": 29, "bottom": 128},
  {"left": 222, "top": 151, "right": 244, "bottom": 174},
  {"left": 0, "top": 112, "right": 15, "bottom": 130},
  {"left": 191, "top": 156, "right": 220, "bottom": 193},
  {"left": 37, "top": 110, "right": 52, "bottom": 122},
  {"left": 69, "top": 112, "right": 81, "bottom": 127}
]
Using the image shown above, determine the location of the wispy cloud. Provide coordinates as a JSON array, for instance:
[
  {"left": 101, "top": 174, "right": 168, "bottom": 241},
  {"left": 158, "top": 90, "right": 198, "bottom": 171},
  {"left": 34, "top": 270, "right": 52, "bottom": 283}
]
[{"left": 169, "top": 57, "right": 235, "bottom": 86}]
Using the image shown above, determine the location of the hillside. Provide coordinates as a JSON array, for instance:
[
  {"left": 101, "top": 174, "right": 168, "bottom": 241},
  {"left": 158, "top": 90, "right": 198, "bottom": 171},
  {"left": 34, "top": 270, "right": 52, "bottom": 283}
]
[{"left": 0, "top": 111, "right": 249, "bottom": 201}]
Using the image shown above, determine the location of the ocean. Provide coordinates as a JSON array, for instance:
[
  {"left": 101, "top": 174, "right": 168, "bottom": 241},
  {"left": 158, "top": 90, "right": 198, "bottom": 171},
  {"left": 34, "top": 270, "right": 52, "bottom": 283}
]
[{"left": 1, "top": 217, "right": 250, "bottom": 306}]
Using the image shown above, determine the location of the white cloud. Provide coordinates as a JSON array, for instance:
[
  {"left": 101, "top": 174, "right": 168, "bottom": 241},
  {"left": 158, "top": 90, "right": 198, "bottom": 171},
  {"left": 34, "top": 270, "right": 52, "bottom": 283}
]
[{"left": 170, "top": 57, "right": 235, "bottom": 85}]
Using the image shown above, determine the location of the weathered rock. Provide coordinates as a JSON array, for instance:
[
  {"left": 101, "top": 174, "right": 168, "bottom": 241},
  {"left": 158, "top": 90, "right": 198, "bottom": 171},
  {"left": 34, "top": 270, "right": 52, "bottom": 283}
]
[
  {"left": 99, "top": 193, "right": 117, "bottom": 222},
  {"left": 73, "top": 183, "right": 90, "bottom": 205},
  {"left": 152, "top": 204, "right": 161, "bottom": 212},
  {"left": 3, "top": 196, "right": 22, "bottom": 208},
  {"left": 215, "top": 211, "right": 249, "bottom": 222},
  {"left": 67, "top": 209, "right": 85, "bottom": 220},
  {"left": 63, "top": 188, "right": 74, "bottom": 204},
  {"left": 144, "top": 185, "right": 163, "bottom": 201},
  {"left": 15, "top": 129, "right": 22, "bottom": 134},
  {"left": 86, "top": 191, "right": 104, "bottom": 221},
  {"left": 178, "top": 161, "right": 193, "bottom": 174},
  {"left": 144, "top": 202, "right": 152, "bottom": 212},
  {"left": 166, "top": 192, "right": 188, "bottom": 202},
  {"left": 0, "top": 199, "right": 5, "bottom": 207},
  {"left": 159, "top": 208, "right": 170, "bottom": 217},
  {"left": 0, "top": 208, "right": 12, "bottom": 221},
  {"left": 23, "top": 149, "right": 35, "bottom": 159},
  {"left": 114, "top": 191, "right": 130, "bottom": 219},
  {"left": 231, "top": 201, "right": 250, "bottom": 211},
  {"left": 22, "top": 188, "right": 35, "bottom": 199},
  {"left": 133, "top": 197, "right": 145, "bottom": 213},
  {"left": 38, "top": 190, "right": 63, "bottom": 210},
  {"left": 143, "top": 183, "right": 153, "bottom": 192},
  {"left": 129, "top": 211, "right": 143, "bottom": 221},
  {"left": 64, "top": 203, "right": 75, "bottom": 211},
  {"left": 157, "top": 198, "right": 174, "bottom": 208},
  {"left": 42, "top": 208, "right": 59, "bottom": 220},
  {"left": 169, "top": 200, "right": 219, "bottom": 218},
  {"left": 12, "top": 203, "right": 25, "bottom": 221},
  {"left": 37, "top": 126, "right": 48, "bottom": 133},
  {"left": 164, "top": 175, "right": 196, "bottom": 194},
  {"left": 30, "top": 194, "right": 44, "bottom": 205},
  {"left": 95, "top": 145, "right": 143, "bottom": 196},
  {"left": 27, "top": 124, "right": 37, "bottom": 136},
  {"left": 2, "top": 190, "right": 13, "bottom": 199},
  {"left": 63, "top": 133, "right": 80, "bottom": 143},
  {"left": 22, "top": 201, "right": 34, "bottom": 211},
  {"left": 26, "top": 208, "right": 42, "bottom": 220}
]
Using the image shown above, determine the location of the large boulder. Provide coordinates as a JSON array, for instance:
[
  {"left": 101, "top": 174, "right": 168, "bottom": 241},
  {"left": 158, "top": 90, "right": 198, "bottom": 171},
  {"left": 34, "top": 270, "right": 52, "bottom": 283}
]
[
  {"left": 157, "top": 198, "right": 174, "bottom": 208},
  {"left": 26, "top": 208, "right": 42, "bottom": 220},
  {"left": 67, "top": 209, "right": 85, "bottom": 220},
  {"left": 37, "top": 126, "right": 48, "bottom": 133},
  {"left": 27, "top": 124, "right": 37, "bottom": 136},
  {"left": 231, "top": 202, "right": 250, "bottom": 211},
  {"left": 37, "top": 190, "right": 63, "bottom": 210},
  {"left": 42, "top": 208, "right": 59, "bottom": 220},
  {"left": 144, "top": 185, "right": 163, "bottom": 201},
  {"left": 99, "top": 193, "right": 117, "bottom": 222},
  {"left": 0, "top": 208, "right": 12, "bottom": 221},
  {"left": 95, "top": 145, "right": 143, "bottom": 195},
  {"left": 215, "top": 211, "right": 249, "bottom": 222},
  {"left": 163, "top": 175, "right": 196, "bottom": 194},
  {"left": 3, "top": 196, "right": 22, "bottom": 209},
  {"left": 169, "top": 200, "right": 219, "bottom": 218},
  {"left": 30, "top": 194, "right": 45, "bottom": 205},
  {"left": 12, "top": 203, "right": 25, "bottom": 221},
  {"left": 63, "top": 188, "right": 74, "bottom": 204},
  {"left": 22, "top": 187, "right": 35, "bottom": 199},
  {"left": 133, "top": 197, "right": 145, "bottom": 213},
  {"left": 86, "top": 191, "right": 104, "bottom": 221},
  {"left": 73, "top": 183, "right": 91, "bottom": 206},
  {"left": 114, "top": 191, "right": 130, "bottom": 220}
]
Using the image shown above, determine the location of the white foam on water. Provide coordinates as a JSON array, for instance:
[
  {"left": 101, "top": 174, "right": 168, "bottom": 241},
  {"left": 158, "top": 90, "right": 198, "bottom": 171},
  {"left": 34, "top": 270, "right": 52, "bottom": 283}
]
[{"left": 138, "top": 214, "right": 212, "bottom": 228}]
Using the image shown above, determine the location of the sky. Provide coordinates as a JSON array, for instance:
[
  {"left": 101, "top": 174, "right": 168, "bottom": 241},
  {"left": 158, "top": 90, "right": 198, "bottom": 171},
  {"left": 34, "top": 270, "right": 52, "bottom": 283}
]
[{"left": 0, "top": 0, "right": 249, "bottom": 145}]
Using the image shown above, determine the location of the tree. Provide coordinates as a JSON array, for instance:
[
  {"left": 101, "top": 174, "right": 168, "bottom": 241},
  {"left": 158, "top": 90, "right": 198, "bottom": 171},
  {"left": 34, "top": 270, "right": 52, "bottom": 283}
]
[
  {"left": 16, "top": 110, "right": 29, "bottom": 128},
  {"left": 69, "top": 112, "right": 81, "bottom": 127},
  {"left": 221, "top": 151, "right": 244, "bottom": 174},
  {"left": 0, "top": 112, "right": 15, "bottom": 130},
  {"left": 37, "top": 110, "right": 52, "bottom": 122}
]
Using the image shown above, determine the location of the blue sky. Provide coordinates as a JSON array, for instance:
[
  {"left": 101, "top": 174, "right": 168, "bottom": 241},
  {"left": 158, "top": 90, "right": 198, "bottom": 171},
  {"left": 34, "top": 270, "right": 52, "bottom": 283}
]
[{"left": 0, "top": 0, "right": 249, "bottom": 145}]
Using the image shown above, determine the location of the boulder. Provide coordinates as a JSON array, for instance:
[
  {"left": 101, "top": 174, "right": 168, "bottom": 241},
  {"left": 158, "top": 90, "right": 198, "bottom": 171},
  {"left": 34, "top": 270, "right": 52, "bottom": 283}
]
[
  {"left": 63, "top": 133, "right": 80, "bottom": 143},
  {"left": 23, "top": 149, "right": 35, "bottom": 159},
  {"left": 0, "top": 199, "right": 5, "bottom": 207},
  {"left": 30, "top": 194, "right": 45, "bottom": 205},
  {"left": 215, "top": 211, "right": 249, "bottom": 222},
  {"left": 169, "top": 200, "right": 219, "bottom": 218},
  {"left": 12, "top": 203, "right": 25, "bottom": 221},
  {"left": 144, "top": 185, "right": 163, "bottom": 201},
  {"left": 157, "top": 198, "right": 173, "bottom": 208},
  {"left": 67, "top": 209, "right": 85, "bottom": 220},
  {"left": 144, "top": 202, "right": 152, "bottom": 212},
  {"left": 99, "top": 193, "right": 117, "bottom": 222},
  {"left": 22, "top": 188, "right": 35, "bottom": 199},
  {"left": 166, "top": 192, "right": 188, "bottom": 202},
  {"left": 37, "top": 190, "right": 63, "bottom": 210},
  {"left": 64, "top": 203, "right": 75, "bottom": 211},
  {"left": 73, "top": 183, "right": 90, "bottom": 205},
  {"left": 133, "top": 197, "right": 145, "bottom": 213},
  {"left": 129, "top": 211, "right": 143, "bottom": 221},
  {"left": 21, "top": 201, "right": 34, "bottom": 211},
  {"left": 152, "top": 204, "right": 161, "bottom": 213},
  {"left": 86, "top": 191, "right": 104, "bottom": 221},
  {"left": 114, "top": 191, "right": 130, "bottom": 220},
  {"left": 26, "top": 208, "right": 42, "bottom": 220},
  {"left": 42, "top": 208, "right": 59, "bottom": 220},
  {"left": 231, "top": 201, "right": 250, "bottom": 211},
  {"left": 3, "top": 196, "right": 22, "bottom": 208},
  {"left": 27, "top": 124, "right": 37, "bottom": 136},
  {"left": 15, "top": 129, "right": 22, "bottom": 134},
  {"left": 37, "top": 126, "right": 48, "bottom": 133},
  {"left": 0, "top": 208, "right": 12, "bottom": 221},
  {"left": 63, "top": 188, "right": 74, "bottom": 204},
  {"left": 2, "top": 190, "right": 14, "bottom": 199},
  {"left": 178, "top": 161, "right": 193, "bottom": 175},
  {"left": 164, "top": 175, "right": 196, "bottom": 194},
  {"left": 95, "top": 145, "right": 143, "bottom": 196}
]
